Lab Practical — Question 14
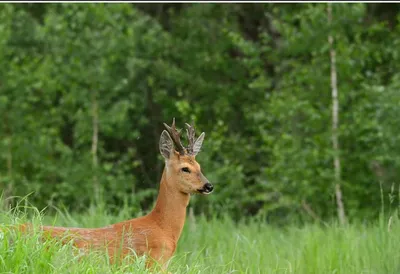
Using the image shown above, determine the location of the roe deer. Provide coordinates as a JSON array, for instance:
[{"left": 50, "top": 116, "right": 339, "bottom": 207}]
[{"left": 10, "top": 119, "right": 214, "bottom": 270}]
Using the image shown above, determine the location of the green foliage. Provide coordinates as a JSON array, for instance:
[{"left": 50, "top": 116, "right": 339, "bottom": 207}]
[
  {"left": 1, "top": 3, "right": 400, "bottom": 222},
  {"left": 1, "top": 205, "right": 400, "bottom": 273}
]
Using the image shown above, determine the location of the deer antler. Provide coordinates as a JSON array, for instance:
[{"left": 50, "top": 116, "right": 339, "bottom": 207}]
[
  {"left": 163, "top": 118, "right": 186, "bottom": 155},
  {"left": 185, "top": 123, "right": 196, "bottom": 155}
]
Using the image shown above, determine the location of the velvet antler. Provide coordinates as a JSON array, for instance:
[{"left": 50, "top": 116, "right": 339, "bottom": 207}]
[{"left": 163, "top": 118, "right": 186, "bottom": 155}]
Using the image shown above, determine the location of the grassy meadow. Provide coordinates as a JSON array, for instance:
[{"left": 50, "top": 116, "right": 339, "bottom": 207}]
[{"left": 0, "top": 199, "right": 399, "bottom": 274}]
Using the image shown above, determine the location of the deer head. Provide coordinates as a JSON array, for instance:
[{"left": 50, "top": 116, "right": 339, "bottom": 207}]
[{"left": 159, "top": 118, "right": 213, "bottom": 195}]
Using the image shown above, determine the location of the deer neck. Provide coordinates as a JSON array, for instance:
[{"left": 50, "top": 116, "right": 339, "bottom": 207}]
[{"left": 149, "top": 167, "right": 190, "bottom": 242}]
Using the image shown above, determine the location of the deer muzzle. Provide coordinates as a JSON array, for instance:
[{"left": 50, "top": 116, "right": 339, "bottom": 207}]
[{"left": 197, "top": 173, "right": 214, "bottom": 194}]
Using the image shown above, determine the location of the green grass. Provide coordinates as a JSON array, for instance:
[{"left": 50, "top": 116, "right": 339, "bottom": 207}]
[{"left": 1, "top": 202, "right": 400, "bottom": 274}]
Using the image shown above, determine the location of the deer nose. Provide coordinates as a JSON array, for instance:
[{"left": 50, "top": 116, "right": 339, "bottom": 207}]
[{"left": 204, "top": 183, "right": 214, "bottom": 193}]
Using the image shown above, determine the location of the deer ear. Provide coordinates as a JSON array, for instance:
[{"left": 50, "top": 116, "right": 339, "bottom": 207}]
[
  {"left": 160, "top": 130, "right": 174, "bottom": 159},
  {"left": 192, "top": 132, "right": 205, "bottom": 156}
]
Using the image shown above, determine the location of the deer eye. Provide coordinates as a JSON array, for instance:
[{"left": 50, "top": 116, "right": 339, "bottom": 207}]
[{"left": 181, "top": 167, "right": 191, "bottom": 173}]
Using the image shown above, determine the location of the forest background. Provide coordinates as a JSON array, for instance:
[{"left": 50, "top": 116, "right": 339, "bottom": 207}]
[{"left": 1, "top": 3, "right": 400, "bottom": 224}]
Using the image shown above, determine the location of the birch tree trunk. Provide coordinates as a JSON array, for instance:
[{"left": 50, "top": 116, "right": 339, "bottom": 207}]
[{"left": 328, "top": 3, "right": 347, "bottom": 225}]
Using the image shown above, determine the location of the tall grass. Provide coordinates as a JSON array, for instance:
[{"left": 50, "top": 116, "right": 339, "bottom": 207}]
[{"left": 1, "top": 198, "right": 400, "bottom": 273}]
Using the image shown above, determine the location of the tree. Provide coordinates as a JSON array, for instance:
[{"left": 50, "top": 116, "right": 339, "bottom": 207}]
[{"left": 328, "top": 3, "right": 347, "bottom": 225}]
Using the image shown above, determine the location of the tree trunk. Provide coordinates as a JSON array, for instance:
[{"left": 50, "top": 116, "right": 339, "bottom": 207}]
[
  {"left": 91, "top": 92, "right": 99, "bottom": 201},
  {"left": 2, "top": 113, "right": 13, "bottom": 209},
  {"left": 3, "top": 136, "right": 13, "bottom": 209},
  {"left": 328, "top": 3, "right": 347, "bottom": 225}
]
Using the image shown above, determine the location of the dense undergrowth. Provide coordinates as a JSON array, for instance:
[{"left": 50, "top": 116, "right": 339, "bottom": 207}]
[{"left": 1, "top": 199, "right": 399, "bottom": 273}]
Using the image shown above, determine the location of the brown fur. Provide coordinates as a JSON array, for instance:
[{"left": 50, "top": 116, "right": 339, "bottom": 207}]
[{"left": 13, "top": 152, "right": 210, "bottom": 271}]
